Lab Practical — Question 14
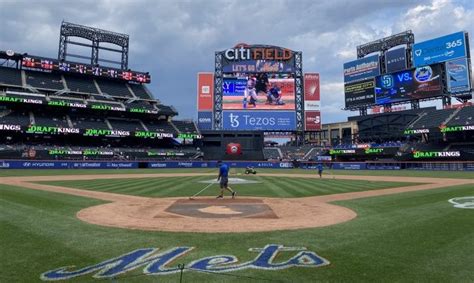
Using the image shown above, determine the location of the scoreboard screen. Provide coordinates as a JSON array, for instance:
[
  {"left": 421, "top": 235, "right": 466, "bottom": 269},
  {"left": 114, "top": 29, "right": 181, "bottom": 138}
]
[{"left": 21, "top": 56, "right": 150, "bottom": 83}]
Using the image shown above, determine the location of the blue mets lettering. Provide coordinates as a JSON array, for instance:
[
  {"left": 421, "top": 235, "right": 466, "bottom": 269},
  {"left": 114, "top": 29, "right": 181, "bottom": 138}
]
[{"left": 41, "top": 244, "right": 329, "bottom": 280}]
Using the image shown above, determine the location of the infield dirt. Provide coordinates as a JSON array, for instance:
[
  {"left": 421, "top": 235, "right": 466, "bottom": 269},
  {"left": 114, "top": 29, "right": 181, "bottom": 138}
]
[{"left": 1, "top": 173, "right": 471, "bottom": 233}]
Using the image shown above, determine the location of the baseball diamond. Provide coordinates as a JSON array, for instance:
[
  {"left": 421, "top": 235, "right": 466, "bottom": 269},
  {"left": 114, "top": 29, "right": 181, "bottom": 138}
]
[{"left": 1, "top": 5, "right": 474, "bottom": 283}]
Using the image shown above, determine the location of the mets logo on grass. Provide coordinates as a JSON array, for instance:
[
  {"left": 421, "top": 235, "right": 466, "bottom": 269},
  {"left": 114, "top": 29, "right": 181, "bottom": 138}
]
[
  {"left": 40, "top": 244, "right": 329, "bottom": 280},
  {"left": 448, "top": 197, "right": 474, "bottom": 209}
]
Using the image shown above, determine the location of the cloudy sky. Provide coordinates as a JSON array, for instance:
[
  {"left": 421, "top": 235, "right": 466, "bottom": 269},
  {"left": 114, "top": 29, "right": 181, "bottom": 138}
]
[{"left": 1, "top": 0, "right": 473, "bottom": 123}]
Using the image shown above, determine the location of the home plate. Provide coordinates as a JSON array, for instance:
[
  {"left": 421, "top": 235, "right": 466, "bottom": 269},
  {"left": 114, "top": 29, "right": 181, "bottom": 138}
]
[
  {"left": 198, "top": 178, "right": 261, "bottom": 184},
  {"left": 198, "top": 206, "right": 243, "bottom": 215}
]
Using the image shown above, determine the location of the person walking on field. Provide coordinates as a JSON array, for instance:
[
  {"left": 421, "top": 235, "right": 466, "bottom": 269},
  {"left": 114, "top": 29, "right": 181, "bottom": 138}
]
[
  {"left": 216, "top": 161, "right": 236, "bottom": 199},
  {"left": 317, "top": 163, "right": 324, "bottom": 178}
]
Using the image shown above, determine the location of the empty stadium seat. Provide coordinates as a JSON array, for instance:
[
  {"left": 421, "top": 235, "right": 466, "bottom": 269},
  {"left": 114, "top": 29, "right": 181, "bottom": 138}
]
[
  {"left": 129, "top": 83, "right": 152, "bottom": 99},
  {"left": 446, "top": 106, "right": 474, "bottom": 126},
  {"left": 0, "top": 67, "right": 22, "bottom": 86},
  {"left": 25, "top": 70, "right": 65, "bottom": 90},
  {"left": 0, "top": 110, "right": 31, "bottom": 126},
  {"left": 64, "top": 75, "right": 99, "bottom": 94},
  {"left": 69, "top": 114, "right": 110, "bottom": 130},
  {"left": 33, "top": 112, "right": 69, "bottom": 127},
  {"left": 172, "top": 120, "right": 199, "bottom": 134},
  {"left": 108, "top": 119, "right": 144, "bottom": 131},
  {"left": 96, "top": 79, "right": 133, "bottom": 97},
  {"left": 143, "top": 120, "right": 177, "bottom": 134},
  {"left": 408, "top": 109, "right": 455, "bottom": 129}
]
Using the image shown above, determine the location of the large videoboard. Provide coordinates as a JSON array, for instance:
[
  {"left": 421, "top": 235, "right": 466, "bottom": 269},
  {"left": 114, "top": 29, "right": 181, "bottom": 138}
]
[
  {"left": 222, "top": 75, "right": 295, "bottom": 111},
  {"left": 375, "top": 64, "right": 444, "bottom": 105},
  {"left": 214, "top": 44, "right": 304, "bottom": 131}
]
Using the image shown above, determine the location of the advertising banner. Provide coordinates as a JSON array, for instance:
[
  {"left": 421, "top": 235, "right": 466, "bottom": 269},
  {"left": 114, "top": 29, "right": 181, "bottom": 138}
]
[
  {"left": 385, "top": 47, "right": 407, "bottom": 73},
  {"left": 0, "top": 124, "right": 22, "bottom": 131},
  {"left": 375, "top": 64, "right": 443, "bottom": 105},
  {"left": 0, "top": 161, "right": 138, "bottom": 169},
  {"left": 412, "top": 31, "right": 467, "bottom": 67},
  {"left": 197, "top": 111, "right": 213, "bottom": 130},
  {"left": 446, "top": 57, "right": 471, "bottom": 94},
  {"left": 343, "top": 54, "right": 380, "bottom": 83},
  {"left": 197, "top": 73, "right": 214, "bottom": 111},
  {"left": 304, "top": 73, "right": 320, "bottom": 111},
  {"left": 222, "top": 60, "right": 295, "bottom": 73},
  {"left": 222, "top": 111, "right": 296, "bottom": 131},
  {"left": 344, "top": 79, "right": 376, "bottom": 108},
  {"left": 221, "top": 44, "right": 295, "bottom": 73},
  {"left": 222, "top": 77, "right": 295, "bottom": 110},
  {"left": 304, "top": 111, "right": 321, "bottom": 131}
]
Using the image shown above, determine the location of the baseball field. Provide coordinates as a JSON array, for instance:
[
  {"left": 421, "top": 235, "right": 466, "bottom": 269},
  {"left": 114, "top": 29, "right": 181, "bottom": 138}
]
[{"left": 1, "top": 168, "right": 473, "bottom": 282}]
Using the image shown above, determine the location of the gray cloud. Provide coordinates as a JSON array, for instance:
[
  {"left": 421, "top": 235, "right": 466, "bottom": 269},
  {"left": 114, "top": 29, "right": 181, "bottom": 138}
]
[{"left": 0, "top": 0, "right": 472, "bottom": 123}]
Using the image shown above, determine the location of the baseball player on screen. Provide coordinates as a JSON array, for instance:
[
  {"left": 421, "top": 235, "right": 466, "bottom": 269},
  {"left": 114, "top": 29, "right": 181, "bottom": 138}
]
[{"left": 243, "top": 76, "right": 258, "bottom": 108}]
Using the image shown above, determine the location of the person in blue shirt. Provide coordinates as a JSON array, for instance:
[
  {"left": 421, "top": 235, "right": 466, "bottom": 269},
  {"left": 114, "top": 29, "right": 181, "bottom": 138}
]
[
  {"left": 317, "top": 163, "right": 324, "bottom": 178},
  {"left": 216, "top": 161, "right": 236, "bottom": 199}
]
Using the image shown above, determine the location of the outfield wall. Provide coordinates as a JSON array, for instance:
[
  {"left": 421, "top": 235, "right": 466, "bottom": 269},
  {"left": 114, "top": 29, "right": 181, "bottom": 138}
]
[{"left": 0, "top": 160, "right": 473, "bottom": 171}]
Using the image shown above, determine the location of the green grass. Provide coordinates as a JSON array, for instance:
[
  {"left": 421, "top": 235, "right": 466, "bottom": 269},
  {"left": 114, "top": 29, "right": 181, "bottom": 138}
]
[
  {"left": 1, "top": 168, "right": 473, "bottom": 179},
  {"left": 37, "top": 176, "right": 420, "bottom": 198},
  {"left": 1, "top": 182, "right": 473, "bottom": 282}
]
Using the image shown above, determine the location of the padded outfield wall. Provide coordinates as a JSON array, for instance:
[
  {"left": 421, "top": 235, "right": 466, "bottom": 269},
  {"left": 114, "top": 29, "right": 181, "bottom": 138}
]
[{"left": 1, "top": 160, "right": 473, "bottom": 171}]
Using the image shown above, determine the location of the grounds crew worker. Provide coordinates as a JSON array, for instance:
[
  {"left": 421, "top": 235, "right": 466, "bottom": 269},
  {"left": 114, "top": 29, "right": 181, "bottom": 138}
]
[{"left": 216, "top": 161, "right": 236, "bottom": 199}]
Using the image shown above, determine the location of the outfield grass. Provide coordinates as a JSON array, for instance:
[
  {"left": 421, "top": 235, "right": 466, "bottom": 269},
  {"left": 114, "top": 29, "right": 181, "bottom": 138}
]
[
  {"left": 1, "top": 168, "right": 473, "bottom": 178},
  {"left": 37, "top": 176, "right": 420, "bottom": 198},
  {"left": 1, "top": 183, "right": 472, "bottom": 282}
]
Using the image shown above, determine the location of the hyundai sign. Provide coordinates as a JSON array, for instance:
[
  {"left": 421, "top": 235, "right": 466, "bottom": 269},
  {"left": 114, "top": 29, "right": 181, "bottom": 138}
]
[
  {"left": 222, "top": 111, "right": 295, "bottom": 131},
  {"left": 412, "top": 31, "right": 467, "bottom": 67}
]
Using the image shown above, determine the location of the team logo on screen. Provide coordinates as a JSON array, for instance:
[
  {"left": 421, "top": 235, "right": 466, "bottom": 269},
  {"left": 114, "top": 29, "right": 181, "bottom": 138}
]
[
  {"left": 381, "top": 75, "right": 394, "bottom": 88},
  {"left": 414, "top": 66, "right": 433, "bottom": 83},
  {"left": 226, "top": 143, "right": 242, "bottom": 155}
]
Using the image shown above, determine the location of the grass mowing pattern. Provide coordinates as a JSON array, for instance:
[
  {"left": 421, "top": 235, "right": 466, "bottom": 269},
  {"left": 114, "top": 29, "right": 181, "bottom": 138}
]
[
  {"left": 37, "top": 176, "right": 421, "bottom": 198},
  {"left": 1, "top": 183, "right": 473, "bottom": 282}
]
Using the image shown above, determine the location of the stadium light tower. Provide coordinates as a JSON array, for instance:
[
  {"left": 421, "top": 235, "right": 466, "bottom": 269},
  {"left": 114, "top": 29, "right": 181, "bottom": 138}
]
[{"left": 58, "top": 21, "right": 129, "bottom": 70}]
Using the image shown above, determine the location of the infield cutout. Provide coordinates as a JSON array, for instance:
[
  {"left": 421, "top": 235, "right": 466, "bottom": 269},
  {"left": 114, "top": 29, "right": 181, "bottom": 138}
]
[{"left": 165, "top": 198, "right": 278, "bottom": 219}]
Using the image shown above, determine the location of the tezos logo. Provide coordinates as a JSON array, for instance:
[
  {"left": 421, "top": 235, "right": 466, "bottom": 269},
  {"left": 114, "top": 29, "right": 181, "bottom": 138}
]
[
  {"left": 414, "top": 66, "right": 433, "bottom": 82},
  {"left": 229, "top": 113, "right": 240, "bottom": 127}
]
